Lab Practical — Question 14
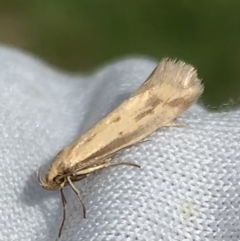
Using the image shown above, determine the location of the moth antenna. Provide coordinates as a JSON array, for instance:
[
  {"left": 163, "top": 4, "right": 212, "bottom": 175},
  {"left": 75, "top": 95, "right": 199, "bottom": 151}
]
[
  {"left": 58, "top": 189, "right": 67, "bottom": 238},
  {"left": 67, "top": 176, "right": 86, "bottom": 218},
  {"left": 36, "top": 167, "right": 43, "bottom": 185}
]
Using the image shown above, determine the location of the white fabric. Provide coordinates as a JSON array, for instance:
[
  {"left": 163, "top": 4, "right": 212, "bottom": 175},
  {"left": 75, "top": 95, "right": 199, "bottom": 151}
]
[{"left": 0, "top": 45, "right": 239, "bottom": 241}]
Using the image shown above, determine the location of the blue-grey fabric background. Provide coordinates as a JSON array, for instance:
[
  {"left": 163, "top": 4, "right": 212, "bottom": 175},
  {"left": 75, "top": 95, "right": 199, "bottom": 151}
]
[{"left": 0, "top": 46, "right": 239, "bottom": 241}]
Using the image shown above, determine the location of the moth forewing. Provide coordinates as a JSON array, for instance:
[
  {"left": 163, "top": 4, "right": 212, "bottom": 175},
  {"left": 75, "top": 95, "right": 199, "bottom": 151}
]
[
  {"left": 38, "top": 58, "right": 204, "bottom": 237},
  {"left": 67, "top": 59, "right": 203, "bottom": 172}
]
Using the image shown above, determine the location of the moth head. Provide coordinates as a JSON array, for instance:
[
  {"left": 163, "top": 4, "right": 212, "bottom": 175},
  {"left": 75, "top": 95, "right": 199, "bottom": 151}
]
[{"left": 37, "top": 168, "right": 66, "bottom": 191}]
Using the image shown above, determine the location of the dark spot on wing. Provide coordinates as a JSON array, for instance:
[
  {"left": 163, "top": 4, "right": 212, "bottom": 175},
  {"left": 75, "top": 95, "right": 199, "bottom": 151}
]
[
  {"left": 111, "top": 116, "right": 121, "bottom": 123},
  {"left": 135, "top": 97, "right": 163, "bottom": 121},
  {"left": 149, "top": 97, "right": 163, "bottom": 109},
  {"left": 135, "top": 109, "right": 155, "bottom": 121},
  {"left": 167, "top": 97, "right": 188, "bottom": 108}
]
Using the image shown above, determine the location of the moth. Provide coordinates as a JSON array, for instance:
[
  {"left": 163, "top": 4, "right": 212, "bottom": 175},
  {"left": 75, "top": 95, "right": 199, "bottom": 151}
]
[{"left": 37, "top": 58, "right": 204, "bottom": 237}]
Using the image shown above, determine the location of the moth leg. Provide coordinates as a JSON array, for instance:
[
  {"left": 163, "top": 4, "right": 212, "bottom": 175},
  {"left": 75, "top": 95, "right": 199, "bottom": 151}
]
[
  {"left": 74, "top": 161, "right": 140, "bottom": 176},
  {"left": 138, "top": 122, "right": 185, "bottom": 144},
  {"left": 139, "top": 139, "right": 151, "bottom": 143},
  {"left": 72, "top": 159, "right": 112, "bottom": 176},
  {"left": 67, "top": 176, "right": 86, "bottom": 218},
  {"left": 58, "top": 189, "right": 67, "bottom": 238},
  {"left": 164, "top": 121, "right": 186, "bottom": 127},
  {"left": 104, "top": 161, "right": 140, "bottom": 169}
]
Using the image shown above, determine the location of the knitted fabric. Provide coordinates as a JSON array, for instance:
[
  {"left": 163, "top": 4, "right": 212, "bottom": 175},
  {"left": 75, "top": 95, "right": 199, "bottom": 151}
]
[{"left": 0, "top": 46, "right": 239, "bottom": 241}]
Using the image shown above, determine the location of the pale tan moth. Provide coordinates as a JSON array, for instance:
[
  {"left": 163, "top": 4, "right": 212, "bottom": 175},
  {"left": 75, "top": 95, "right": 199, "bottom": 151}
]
[{"left": 37, "top": 58, "right": 204, "bottom": 237}]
